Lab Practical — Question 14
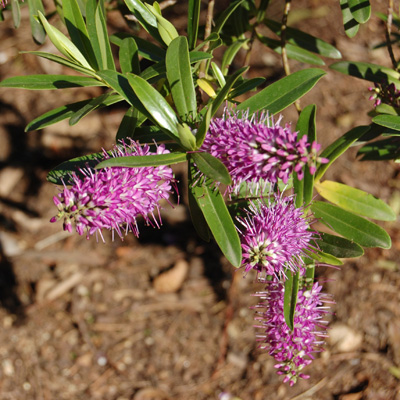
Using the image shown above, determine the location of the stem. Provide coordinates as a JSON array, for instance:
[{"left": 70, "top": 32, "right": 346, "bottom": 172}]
[
  {"left": 281, "top": 0, "right": 301, "bottom": 113},
  {"left": 386, "top": 0, "right": 398, "bottom": 71},
  {"left": 200, "top": 0, "right": 215, "bottom": 77}
]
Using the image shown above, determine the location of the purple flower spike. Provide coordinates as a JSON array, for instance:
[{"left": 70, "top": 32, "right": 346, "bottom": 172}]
[
  {"left": 50, "top": 139, "right": 177, "bottom": 240},
  {"left": 253, "top": 280, "right": 332, "bottom": 386},
  {"left": 236, "top": 194, "right": 316, "bottom": 278},
  {"left": 200, "top": 108, "right": 328, "bottom": 192}
]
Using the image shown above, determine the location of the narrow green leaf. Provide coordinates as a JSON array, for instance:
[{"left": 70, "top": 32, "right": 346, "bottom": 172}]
[
  {"left": 311, "top": 201, "right": 392, "bottom": 249},
  {"left": 264, "top": 19, "right": 342, "bottom": 59},
  {"left": 283, "top": 271, "right": 299, "bottom": 330},
  {"left": 348, "top": 0, "right": 371, "bottom": 24},
  {"left": 86, "top": 0, "right": 115, "bottom": 70},
  {"left": 38, "top": 12, "right": 93, "bottom": 70},
  {"left": 221, "top": 39, "right": 249, "bottom": 74},
  {"left": 145, "top": 3, "right": 178, "bottom": 46},
  {"left": 237, "top": 68, "right": 326, "bottom": 115},
  {"left": 47, "top": 152, "right": 103, "bottom": 184},
  {"left": 196, "top": 106, "right": 212, "bottom": 148},
  {"left": 192, "top": 183, "right": 242, "bottom": 267},
  {"left": 212, "top": 67, "right": 248, "bottom": 117},
  {"left": 213, "top": 0, "right": 246, "bottom": 35},
  {"left": 294, "top": 104, "right": 317, "bottom": 207},
  {"left": 211, "top": 62, "right": 226, "bottom": 88},
  {"left": 190, "top": 152, "right": 232, "bottom": 185},
  {"left": 63, "top": 0, "right": 98, "bottom": 69},
  {"left": 96, "top": 152, "right": 187, "bottom": 169},
  {"left": 26, "top": 94, "right": 122, "bottom": 131},
  {"left": 259, "top": 36, "right": 325, "bottom": 66},
  {"left": 110, "top": 33, "right": 166, "bottom": 62},
  {"left": 227, "top": 77, "right": 266, "bottom": 100},
  {"left": 127, "top": 74, "right": 179, "bottom": 138},
  {"left": 188, "top": 0, "right": 201, "bottom": 49},
  {"left": 340, "top": 0, "right": 360, "bottom": 38},
  {"left": 315, "top": 125, "right": 370, "bottom": 181},
  {"left": 21, "top": 51, "right": 97, "bottom": 77},
  {"left": 315, "top": 180, "right": 396, "bottom": 221},
  {"left": 116, "top": 107, "right": 138, "bottom": 140},
  {"left": 120, "top": 37, "right": 140, "bottom": 75},
  {"left": 318, "top": 232, "right": 364, "bottom": 258},
  {"left": 330, "top": 61, "right": 400, "bottom": 85},
  {"left": 177, "top": 123, "right": 196, "bottom": 151},
  {"left": 27, "top": 0, "right": 45, "bottom": 44},
  {"left": 358, "top": 137, "right": 400, "bottom": 161},
  {"left": 306, "top": 249, "right": 344, "bottom": 266},
  {"left": 373, "top": 114, "right": 400, "bottom": 131},
  {"left": 0, "top": 74, "right": 105, "bottom": 90},
  {"left": 166, "top": 36, "right": 197, "bottom": 121},
  {"left": 11, "top": 0, "right": 21, "bottom": 29},
  {"left": 374, "top": 103, "right": 400, "bottom": 116},
  {"left": 69, "top": 92, "right": 111, "bottom": 126}
]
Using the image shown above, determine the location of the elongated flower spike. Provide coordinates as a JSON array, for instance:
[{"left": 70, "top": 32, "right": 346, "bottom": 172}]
[
  {"left": 253, "top": 279, "right": 333, "bottom": 386},
  {"left": 200, "top": 108, "right": 328, "bottom": 193},
  {"left": 236, "top": 194, "right": 317, "bottom": 279},
  {"left": 50, "top": 139, "right": 177, "bottom": 240}
]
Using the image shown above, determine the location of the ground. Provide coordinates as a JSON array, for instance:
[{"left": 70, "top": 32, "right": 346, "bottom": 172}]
[{"left": 0, "top": 1, "right": 399, "bottom": 399}]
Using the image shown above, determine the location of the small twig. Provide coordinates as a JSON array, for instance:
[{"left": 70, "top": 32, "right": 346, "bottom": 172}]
[
  {"left": 386, "top": 0, "right": 398, "bottom": 71},
  {"left": 281, "top": 0, "right": 301, "bottom": 113},
  {"left": 200, "top": 0, "right": 215, "bottom": 77}
]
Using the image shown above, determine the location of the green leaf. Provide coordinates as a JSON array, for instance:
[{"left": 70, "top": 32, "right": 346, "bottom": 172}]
[
  {"left": 373, "top": 114, "right": 400, "bottom": 131},
  {"left": 211, "top": 62, "right": 226, "bottom": 87},
  {"left": 96, "top": 152, "right": 187, "bottom": 169},
  {"left": 21, "top": 51, "right": 97, "bottom": 77},
  {"left": 283, "top": 271, "right": 299, "bottom": 330},
  {"left": 227, "top": 77, "right": 266, "bottom": 100},
  {"left": 330, "top": 61, "right": 400, "bottom": 85},
  {"left": 258, "top": 36, "right": 325, "bottom": 66},
  {"left": 315, "top": 125, "right": 370, "bottom": 181},
  {"left": 293, "top": 104, "right": 317, "bottom": 207},
  {"left": 213, "top": 0, "right": 246, "bottom": 35},
  {"left": 86, "top": 0, "right": 115, "bottom": 71},
  {"left": 27, "top": 0, "right": 45, "bottom": 44},
  {"left": 127, "top": 74, "right": 179, "bottom": 139},
  {"left": 374, "top": 103, "right": 400, "bottom": 116},
  {"left": 190, "top": 152, "right": 232, "bottom": 185},
  {"left": 11, "top": 0, "right": 21, "bottom": 29},
  {"left": 317, "top": 232, "right": 364, "bottom": 258},
  {"left": 69, "top": 92, "right": 111, "bottom": 126},
  {"left": 306, "top": 249, "right": 343, "bottom": 266},
  {"left": 63, "top": 0, "right": 98, "bottom": 70},
  {"left": 212, "top": 67, "right": 248, "bottom": 117},
  {"left": 124, "top": 0, "right": 164, "bottom": 44},
  {"left": 340, "top": 0, "right": 360, "bottom": 38},
  {"left": 47, "top": 152, "right": 103, "bottom": 184},
  {"left": 311, "top": 201, "right": 392, "bottom": 249},
  {"left": 177, "top": 123, "right": 196, "bottom": 151},
  {"left": 315, "top": 180, "right": 396, "bottom": 221},
  {"left": 116, "top": 107, "right": 138, "bottom": 140},
  {"left": 145, "top": 3, "right": 178, "bottom": 46},
  {"left": 358, "top": 137, "right": 400, "bottom": 161},
  {"left": 38, "top": 12, "right": 93, "bottom": 71},
  {"left": 192, "top": 182, "right": 242, "bottom": 267},
  {"left": 132, "top": 126, "right": 172, "bottom": 144},
  {"left": 348, "top": 0, "right": 371, "bottom": 24},
  {"left": 196, "top": 106, "right": 212, "bottom": 148},
  {"left": 120, "top": 37, "right": 140, "bottom": 74},
  {"left": 237, "top": 68, "right": 326, "bottom": 114},
  {"left": 110, "top": 33, "right": 165, "bottom": 62},
  {"left": 25, "top": 94, "right": 122, "bottom": 131},
  {"left": 188, "top": 0, "right": 201, "bottom": 49},
  {"left": 166, "top": 36, "right": 197, "bottom": 121},
  {"left": 264, "top": 19, "right": 342, "bottom": 59},
  {"left": 0, "top": 74, "right": 105, "bottom": 90},
  {"left": 221, "top": 39, "right": 250, "bottom": 74}
]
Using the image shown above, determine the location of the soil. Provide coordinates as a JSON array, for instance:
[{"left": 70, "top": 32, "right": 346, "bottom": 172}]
[{"left": 0, "top": 1, "right": 399, "bottom": 399}]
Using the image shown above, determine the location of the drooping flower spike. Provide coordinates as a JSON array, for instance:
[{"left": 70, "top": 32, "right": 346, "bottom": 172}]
[
  {"left": 253, "top": 279, "right": 333, "bottom": 386},
  {"left": 200, "top": 108, "right": 328, "bottom": 193},
  {"left": 50, "top": 139, "right": 177, "bottom": 240},
  {"left": 236, "top": 194, "right": 317, "bottom": 279}
]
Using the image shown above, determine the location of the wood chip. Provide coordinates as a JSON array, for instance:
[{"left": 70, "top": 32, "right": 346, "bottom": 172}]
[{"left": 153, "top": 259, "right": 188, "bottom": 293}]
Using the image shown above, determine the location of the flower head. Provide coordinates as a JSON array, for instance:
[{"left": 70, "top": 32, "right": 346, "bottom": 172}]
[
  {"left": 236, "top": 194, "right": 316, "bottom": 278},
  {"left": 253, "top": 280, "right": 332, "bottom": 386},
  {"left": 368, "top": 82, "right": 400, "bottom": 108},
  {"left": 200, "top": 108, "right": 328, "bottom": 192},
  {"left": 50, "top": 139, "right": 177, "bottom": 240}
]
